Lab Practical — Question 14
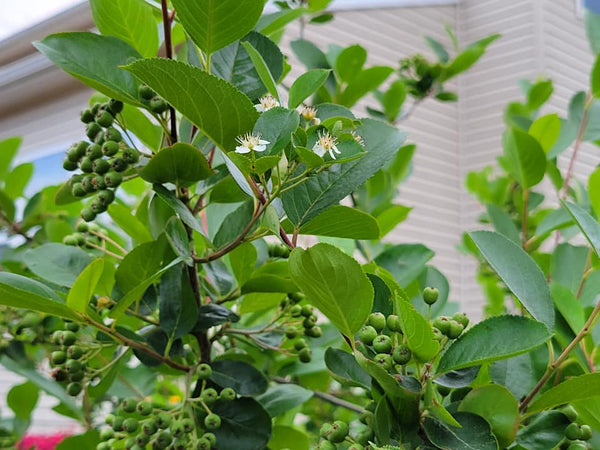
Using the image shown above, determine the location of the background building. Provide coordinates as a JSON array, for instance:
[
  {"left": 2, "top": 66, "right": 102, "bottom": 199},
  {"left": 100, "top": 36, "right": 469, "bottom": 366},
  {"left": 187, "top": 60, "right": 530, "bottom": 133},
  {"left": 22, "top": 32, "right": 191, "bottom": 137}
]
[{"left": 0, "top": 0, "right": 594, "bottom": 432}]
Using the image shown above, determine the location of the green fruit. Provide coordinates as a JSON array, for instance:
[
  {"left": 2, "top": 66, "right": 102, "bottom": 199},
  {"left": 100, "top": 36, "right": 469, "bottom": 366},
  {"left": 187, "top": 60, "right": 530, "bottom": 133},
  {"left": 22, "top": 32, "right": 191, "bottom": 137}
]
[
  {"left": 97, "top": 189, "right": 115, "bottom": 206},
  {"left": 432, "top": 327, "right": 444, "bottom": 341},
  {"left": 181, "top": 418, "right": 194, "bottom": 433},
  {"left": 196, "top": 437, "right": 212, "bottom": 450},
  {"left": 69, "top": 370, "right": 85, "bottom": 382},
  {"left": 288, "top": 292, "right": 305, "bottom": 304},
  {"left": 327, "top": 420, "right": 349, "bottom": 443},
  {"left": 67, "top": 146, "right": 82, "bottom": 162},
  {"left": 108, "top": 99, "right": 123, "bottom": 114},
  {"left": 393, "top": 344, "right": 412, "bottom": 365},
  {"left": 285, "top": 326, "right": 298, "bottom": 339},
  {"left": 105, "top": 414, "right": 115, "bottom": 426},
  {"left": 171, "top": 437, "right": 188, "bottom": 450},
  {"left": 202, "top": 433, "right": 216, "bottom": 446},
  {"left": 433, "top": 316, "right": 451, "bottom": 334},
  {"left": 81, "top": 208, "right": 96, "bottom": 222},
  {"left": 51, "top": 351, "right": 67, "bottom": 365},
  {"left": 567, "top": 441, "right": 588, "bottom": 450},
  {"left": 155, "top": 431, "right": 172, "bottom": 448},
  {"left": 305, "top": 325, "right": 323, "bottom": 338},
  {"left": 301, "top": 304, "right": 314, "bottom": 317},
  {"left": 123, "top": 147, "right": 140, "bottom": 164},
  {"left": 65, "top": 359, "right": 83, "bottom": 373},
  {"left": 76, "top": 222, "right": 89, "bottom": 233},
  {"left": 139, "top": 85, "right": 155, "bottom": 100},
  {"left": 453, "top": 312, "right": 469, "bottom": 328},
  {"left": 102, "top": 140, "right": 119, "bottom": 156},
  {"left": 170, "top": 420, "right": 184, "bottom": 437},
  {"left": 86, "top": 122, "right": 102, "bottom": 140},
  {"left": 204, "top": 413, "right": 221, "bottom": 430},
  {"left": 135, "top": 433, "right": 149, "bottom": 446},
  {"left": 358, "top": 325, "right": 378, "bottom": 345},
  {"left": 86, "top": 144, "right": 103, "bottom": 160},
  {"left": 80, "top": 157, "right": 94, "bottom": 173},
  {"left": 150, "top": 97, "right": 169, "bottom": 114},
  {"left": 359, "top": 410, "right": 373, "bottom": 425},
  {"left": 61, "top": 330, "right": 77, "bottom": 346},
  {"left": 66, "top": 382, "right": 82, "bottom": 396},
  {"left": 319, "top": 441, "right": 336, "bottom": 450},
  {"left": 104, "top": 171, "right": 123, "bottom": 188},
  {"left": 299, "top": 347, "right": 312, "bottom": 363},
  {"left": 294, "top": 338, "right": 308, "bottom": 351},
  {"left": 111, "top": 156, "right": 128, "bottom": 172},
  {"left": 142, "top": 419, "right": 157, "bottom": 435},
  {"left": 356, "top": 428, "right": 374, "bottom": 445},
  {"left": 100, "top": 428, "right": 114, "bottom": 441},
  {"left": 71, "top": 183, "right": 87, "bottom": 197},
  {"left": 303, "top": 315, "right": 318, "bottom": 329},
  {"left": 104, "top": 127, "right": 122, "bottom": 142},
  {"left": 156, "top": 412, "right": 172, "bottom": 429},
  {"left": 93, "top": 175, "right": 107, "bottom": 190},
  {"left": 82, "top": 175, "right": 97, "bottom": 193},
  {"left": 91, "top": 103, "right": 102, "bottom": 115},
  {"left": 386, "top": 314, "right": 402, "bottom": 332},
  {"left": 348, "top": 444, "right": 364, "bottom": 450},
  {"left": 368, "top": 312, "right": 386, "bottom": 331},
  {"left": 580, "top": 424, "right": 592, "bottom": 440},
  {"left": 374, "top": 353, "right": 393, "bottom": 370},
  {"left": 62, "top": 235, "right": 79, "bottom": 246},
  {"left": 96, "top": 110, "right": 114, "bottom": 128},
  {"left": 96, "top": 443, "right": 110, "bottom": 450},
  {"left": 201, "top": 388, "right": 218, "bottom": 404},
  {"left": 290, "top": 305, "right": 302, "bottom": 317},
  {"left": 220, "top": 387, "right": 236, "bottom": 401},
  {"left": 423, "top": 286, "right": 439, "bottom": 305},
  {"left": 51, "top": 368, "right": 68, "bottom": 382},
  {"left": 446, "top": 320, "right": 464, "bottom": 339},
  {"left": 566, "top": 423, "right": 583, "bottom": 440},
  {"left": 120, "top": 397, "right": 137, "bottom": 413},
  {"left": 67, "top": 345, "right": 83, "bottom": 360},
  {"left": 196, "top": 363, "right": 212, "bottom": 379},
  {"left": 63, "top": 158, "right": 78, "bottom": 171},
  {"left": 123, "top": 418, "right": 139, "bottom": 433},
  {"left": 93, "top": 158, "right": 110, "bottom": 174},
  {"left": 90, "top": 199, "right": 107, "bottom": 214},
  {"left": 81, "top": 109, "right": 95, "bottom": 123},
  {"left": 372, "top": 334, "right": 393, "bottom": 353}
]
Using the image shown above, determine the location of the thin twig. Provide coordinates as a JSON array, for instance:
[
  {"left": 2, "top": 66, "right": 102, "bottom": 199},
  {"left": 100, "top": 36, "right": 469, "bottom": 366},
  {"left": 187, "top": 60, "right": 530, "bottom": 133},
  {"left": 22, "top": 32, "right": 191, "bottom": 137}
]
[
  {"left": 160, "top": 0, "right": 178, "bottom": 143},
  {"left": 274, "top": 377, "right": 364, "bottom": 413}
]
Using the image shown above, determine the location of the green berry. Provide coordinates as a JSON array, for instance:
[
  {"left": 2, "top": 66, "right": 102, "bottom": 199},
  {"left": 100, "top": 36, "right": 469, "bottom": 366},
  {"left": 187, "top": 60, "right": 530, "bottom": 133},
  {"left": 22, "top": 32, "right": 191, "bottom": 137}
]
[
  {"left": 119, "top": 397, "right": 136, "bottom": 413},
  {"left": 374, "top": 353, "right": 393, "bottom": 370},
  {"left": 305, "top": 325, "right": 323, "bottom": 338},
  {"left": 104, "top": 171, "right": 122, "bottom": 188},
  {"left": 327, "top": 420, "right": 349, "bottom": 443},
  {"left": 123, "top": 418, "right": 139, "bottom": 433},
  {"left": 69, "top": 370, "right": 85, "bottom": 382},
  {"left": 285, "top": 326, "right": 298, "bottom": 339},
  {"left": 566, "top": 423, "right": 582, "bottom": 440},
  {"left": 93, "top": 158, "right": 110, "bottom": 174},
  {"left": 560, "top": 405, "right": 578, "bottom": 422},
  {"left": 432, "top": 327, "right": 444, "bottom": 341},
  {"left": 96, "top": 110, "right": 114, "bottom": 128},
  {"left": 66, "top": 382, "right": 82, "bottom": 396},
  {"left": 290, "top": 305, "right": 302, "bottom": 317},
  {"left": 181, "top": 418, "right": 194, "bottom": 433},
  {"left": 220, "top": 387, "right": 236, "bottom": 401},
  {"left": 80, "top": 157, "right": 94, "bottom": 173},
  {"left": 51, "top": 368, "right": 68, "bottom": 382},
  {"left": 60, "top": 330, "right": 77, "bottom": 346},
  {"left": 202, "top": 433, "right": 216, "bottom": 446},
  {"left": 170, "top": 420, "right": 184, "bottom": 437},
  {"left": 155, "top": 431, "right": 172, "bottom": 448},
  {"left": 100, "top": 428, "right": 114, "bottom": 441},
  {"left": 102, "top": 140, "right": 119, "bottom": 156},
  {"left": 86, "top": 144, "right": 103, "bottom": 160},
  {"left": 453, "top": 312, "right": 469, "bottom": 328},
  {"left": 320, "top": 423, "right": 332, "bottom": 438},
  {"left": 97, "top": 189, "right": 115, "bottom": 206},
  {"left": 71, "top": 183, "right": 87, "bottom": 197},
  {"left": 67, "top": 345, "right": 83, "bottom": 360},
  {"left": 386, "top": 314, "right": 402, "bottom": 332},
  {"left": 196, "top": 363, "right": 212, "bottom": 379},
  {"left": 63, "top": 235, "right": 79, "bottom": 246},
  {"left": 301, "top": 304, "right": 314, "bottom": 317},
  {"left": 81, "top": 208, "right": 96, "bottom": 222},
  {"left": 196, "top": 437, "right": 212, "bottom": 450},
  {"left": 105, "top": 414, "right": 115, "bottom": 426},
  {"left": 423, "top": 286, "right": 439, "bottom": 305},
  {"left": 111, "top": 156, "right": 128, "bottom": 172},
  {"left": 368, "top": 312, "right": 386, "bottom": 331},
  {"left": 86, "top": 122, "right": 102, "bottom": 140},
  {"left": 150, "top": 97, "right": 168, "bottom": 114},
  {"left": 358, "top": 325, "right": 378, "bottom": 345},
  {"left": 136, "top": 401, "right": 152, "bottom": 416},
  {"left": 294, "top": 338, "right": 308, "bottom": 351},
  {"left": 82, "top": 175, "right": 97, "bottom": 193},
  {"left": 142, "top": 419, "right": 157, "bottom": 435},
  {"left": 51, "top": 351, "right": 67, "bottom": 365},
  {"left": 139, "top": 85, "right": 155, "bottom": 100},
  {"left": 288, "top": 292, "right": 304, "bottom": 304},
  {"left": 299, "top": 347, "right": 312, "bottom": 363},
  {"left": 348, "top": 444, "right": 364, "bottom": 450},
  {"left": 204, "top": 413, "right": 221, "bottom": 430},
  {"left": 156, "top": 412, "right": 172, "bottom": 429},
  {"left": 372, "top": 334, "right": 393, "bottom": 353},
  {"left": 303, "top": 314, "right": 318, "bottom": 328},
  {"left": 123, "top": 147, "right": 140, "bottom": 164},
  {"left": 96, "top": 443, "right": 110, "bottom": 450},
  {"left": 63, "top": 158, "right": 78, "bottom": 171},
  {"left": 319, "top": 441, "right": 336, "bottom": 450},
  {"left": 90, "top": 199, "right": 107, "bottom": 214},
  {"left": 76, "top": 222, "right": 88, "bottom": 232},
  {"left": 433, "top": 316, "right": 451, "bottom": 334},
  {"left": 93, "top": 174, "right": 107, "bottom": 190},
  {"left": 135, "top": 433, "right": 149, "bottom": 446},
  {"left": 171, "top": 437, "right": 188, "bottom": 450},
  {"left": 580, "top": 424, "right": 592, "bottom": 440},
  {"left": 567, "top": 441, "right": 588, "bottom": 450},
  {"left": 108, "top": 99, "right": 123, "bottom": 114},
  {"left": 67, "top": 146, "right": 82, "bottom": 162},
  {"left": 81, "top": 109, "right": 95, "bottom": 123},
  {"left": 91, "top": 103, "right": 102, "bottom": 115},
  {"left": 393, "top": 344, "right": 412, "bottom": 365},
  {"left": 104, "top": 127, "right": 122, "bottom": 142},
  {"left": 65, "top": 359, "right": 82, "bottom": 373},
  {"left": 201, "top": 388, "right": 218, "bottom": 404},
  {"left": 446, "top": 320, "right": 464, "bottom": 339}
]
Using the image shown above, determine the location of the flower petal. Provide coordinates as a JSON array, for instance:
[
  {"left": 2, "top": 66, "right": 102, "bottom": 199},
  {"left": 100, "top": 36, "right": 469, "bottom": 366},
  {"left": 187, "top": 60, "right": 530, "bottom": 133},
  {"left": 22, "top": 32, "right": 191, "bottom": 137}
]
[
  {"left": 254, "top": 145, "right": 267, "bottom": 152},
  {"left": 258, "top": 139, "right": 270, "bottom": 145},
  {"left": 235, "top": 146, "right": 251, "bottom": 154},
  {"left": 254, "top": 105, "right": 265, "bottom": 112}
]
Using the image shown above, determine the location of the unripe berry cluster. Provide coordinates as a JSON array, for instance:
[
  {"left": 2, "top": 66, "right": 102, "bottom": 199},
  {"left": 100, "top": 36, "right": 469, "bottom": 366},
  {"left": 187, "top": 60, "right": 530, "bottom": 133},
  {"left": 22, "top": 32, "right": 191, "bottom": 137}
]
[
  {"left": 432, "top": 312, "right": 469, "bottom": 341},
  {"left": 358, "top": 312, "right": 411, "bottom": 374},
  {"left": 62, "top": 221, "right": 107, "bottom": 249},
  {"left": 64, "top": 99, "right": 140, "bottom": 222},
  {"left": 318, "top": 417, "right": 373, "bottom": 449},
  {"left": 137, "top": 85, "right": 169, "bottom": 114},
  {"left": 280, "top": 293, "right": 324, "bottom": 363},
  {"left": 557, "top": 405, "right": 593, "bottom": 450},
  {"left": 49, "top": 321, "right": 89, "bottom": 396}
]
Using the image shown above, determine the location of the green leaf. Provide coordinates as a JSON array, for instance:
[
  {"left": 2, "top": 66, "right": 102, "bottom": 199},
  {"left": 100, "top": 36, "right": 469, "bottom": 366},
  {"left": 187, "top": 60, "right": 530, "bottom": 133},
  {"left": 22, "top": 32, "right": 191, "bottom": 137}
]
[
  {"left": 90, "top": 0, "right": 158, "bottom": 57},
  {"left": 120, "top": 104, "right": 162, "bottom": 150},
  {"left": 0, "top": 272, "right": 63, "bottom": 302},
  {"left": 502, "top": 128, "right": 546, "bottom": 188},
  {"left": 257, "top": 384, "right": 313, "bottom": 417},
  {"left": 374, "top": 244, "right": 434, "bottom": 287},
  {"left": 324, "top": 347, "right": 371, "bottom": 389},
  {"left": 339, "top": 66, "right": 393, "bottom": 107},
  {"left": 442, "top": 34, "right": 500, "bottom": 81},
  {"left": 0, "top": 137, "right": 21, "bottom": 180},
  {"left": 529, "top": 114, "right": 561, "bottom": 153},
  {"left": 424, "top": 380, "right": 461, "bottom": 427},
  {"left": 334, "top": 45, "right": 366, "bottom": 83},
  {"left": 56, "top": 430, "right": 100, "bottom": 450},
  {"left": 291, "top": 39, "right": 330, "bottom": 70},
  {"left": 562, "top": 200, "right": 600, "bottom": 258},
  {"left": 282, "top": 119, "right": 407, "bottom": 226},
  {"left": 107, "top": 202, "right": 153, "bottom": 244},
  {"left": 139, "top": 143, "right": 213, "bottom": 186},
  {"left": 550, "top": 243, "right": 588, "bottom": 294},
  {"left": 289, "top": 243, "right": 373, "bottom": 338},
  {"left": 0, "top": 282, "right": 78, "bottom": 321},
  {"left": 253, "top": 106, "right": 299, "bottom": 155},
  {"left": 241, "top": 41, "right": 280, "bottom": 100},
  {"left": 437, "top": 315, "right": 551, "bottom": 374},
  {"left": 0, "top": 189, "right": 15, "bottom": 222},
  {"left": 572, "top": 397, "right": 600, "bottom": 431},
  {"left": 5, "top": 163, "right": 33, "bottom": 199},
  {"left": 212, "top": 398, "right": 271, "bottom": 449},
  {"left": 297, "top": 205, "right": 380, "bottom": 239},
  {"left": 375, "top": 204, "right": 411, "bottom": 238},
  {"left": 210, "top": 359, "right": 269, "bottom": 396},
  {"left": 585, "top": 8, "right": 600, "bottom": 55},
  {"left": 526, "top": 80, "right": 553, "bottom": 111},
  {"left": 527, "top": 373, "right": 600, "bottom": 415},
  {"left": 195, "top": 304, "right": 240, "bottom": 330},
  {"left": 67, "top": 259, "right": 104, "bottom": 314},
  {"left": 458, "top": 385, "right": 519, "bottom": 448},
  {"left": 425, "top": 36, "right": 450, "bottom": 62},
  {"left": 7, "top": 382, "right": 39, "bottom": 420},
  {"left": 256, "top": 8, "right": 306, "bottom": 36},
  {"left": 115, "top": 237, "right": 168, "bottom": 294},
  {"left": 424, "top": 413, "right": 498, "bottom": 450},
  {"left": 171, "top": 0, "right": 264, "bottom": 55},
  {"left": 469, "top": 231, "right": 554, "bottom": 330},
  {"left": 592, "top": 54, "right": 600, "bottom": 98},
  {"left": 34, "top": 32, "right": 142, "bottom": 105},
  {"left": 486, "top": 204, "right": 520, "bottom": 244},
  {"left": 288, "top": 69, "right": 331, "bottom": 108},
  {"left": 165, "top": 217, "right": 193, "bottom": 265},
  {"left": 395, "top": 290, "right": 440, "bottom": 362},
  {"left": 516, "top": 411, "right": 571, "bottom": 450},
  {"left": 124, "top": 58, "right": 258, "bottom": 152},
  {"left": 153, "top": 184, "right": 204, "bottom": 234},
  {"left": 589, "top": 166, "right": 600, "bottom": 218},
  {"left": 228, "top": 243, "right": 257, "bottom": 286},
  {"left": 213, "top": 200, "right": 255, "bottom": 248},
  {"left": 159, "top": 264, "right": 198, "bottom": 339},
  {"left": 381, "top": 80, "right": 407, "bottom": 122},
  {"left": 23, "top": 243, "right": 92, "bottom": 287},
  {"left": 268, "top": 425, "right": 309, "bottom": 450},
  {"left": 551, "top": 283, "right": 585, "bottom": 335},
  {"left": 211, "top": 31, "right": 284, "bottom": 101}
]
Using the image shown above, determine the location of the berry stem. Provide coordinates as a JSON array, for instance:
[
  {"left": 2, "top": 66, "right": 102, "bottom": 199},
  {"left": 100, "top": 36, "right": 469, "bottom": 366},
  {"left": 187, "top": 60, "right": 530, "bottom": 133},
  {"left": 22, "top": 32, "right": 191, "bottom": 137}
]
[
  {"left": 88, "top": 229, "right": 127, "bottom": 254},
  {"left": 273, "top": 377, "right": 364, "bottom": 413},
  {"left": 85, "top": 241, "right": 124, "bottom": 260}
]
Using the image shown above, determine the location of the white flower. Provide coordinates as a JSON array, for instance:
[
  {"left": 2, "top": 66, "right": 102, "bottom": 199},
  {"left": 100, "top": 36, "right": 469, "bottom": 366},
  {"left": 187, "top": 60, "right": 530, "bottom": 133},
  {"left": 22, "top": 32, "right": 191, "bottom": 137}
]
[
  {"left": 313, "top": 131, "right": 341, "bottom": 160},
  {"left": 254, "top": 95, "right": 280, "bottom": 112},
  {"left": 350, "top": 130, "right": 365, "bottom": 146},
  {"left": 235, "top": 133, "right": 270, "bottom": 154},
  {"left": 299, "top": 104, "right": 317, "bottom": 121}
]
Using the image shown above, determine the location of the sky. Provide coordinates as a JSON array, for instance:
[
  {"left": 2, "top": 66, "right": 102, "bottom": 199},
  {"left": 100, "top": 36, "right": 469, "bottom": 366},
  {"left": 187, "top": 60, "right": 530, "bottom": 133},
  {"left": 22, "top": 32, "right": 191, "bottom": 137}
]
[{"left": 0, "top": 0, "right": 84, "bottom": 41}]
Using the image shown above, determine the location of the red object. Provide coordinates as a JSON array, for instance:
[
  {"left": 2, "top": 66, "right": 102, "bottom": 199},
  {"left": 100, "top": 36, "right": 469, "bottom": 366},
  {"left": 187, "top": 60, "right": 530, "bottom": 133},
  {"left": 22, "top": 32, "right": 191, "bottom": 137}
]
[{"left": 18, "top": 433, "right": 69, "bottom": 450}]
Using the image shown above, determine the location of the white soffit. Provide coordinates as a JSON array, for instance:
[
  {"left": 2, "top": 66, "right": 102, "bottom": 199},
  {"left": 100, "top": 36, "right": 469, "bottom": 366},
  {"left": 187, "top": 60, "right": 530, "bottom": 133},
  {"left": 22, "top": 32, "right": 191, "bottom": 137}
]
[{"left": 265, "top": 0, "right": 458, "bottom": 13}]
